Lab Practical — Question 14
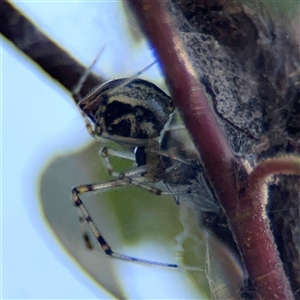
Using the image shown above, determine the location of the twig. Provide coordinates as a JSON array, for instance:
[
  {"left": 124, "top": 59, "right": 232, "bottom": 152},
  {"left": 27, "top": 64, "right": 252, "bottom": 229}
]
[{"left": 0, "top": 0, "right": 103, "bottom": 101}]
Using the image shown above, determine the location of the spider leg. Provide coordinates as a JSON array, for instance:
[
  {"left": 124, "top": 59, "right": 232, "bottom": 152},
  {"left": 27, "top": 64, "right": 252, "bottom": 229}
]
[
  {"left": 99, "top": 146, "right": 135, "bottom": 176},
  {"left": 76, "top": 145, "right": 145, "bottom": 249},
  {"left": 71, "top": 45, "right": 105, "bottom": 103},
  {"left": 71, "top": 45, "right": 106, "bottom": 138},
  {"left": 72, "top": 175, "right": 174, "bottom": 268},
  {"left": 71, "top": 171, "right": 201, "bottom": 270}
]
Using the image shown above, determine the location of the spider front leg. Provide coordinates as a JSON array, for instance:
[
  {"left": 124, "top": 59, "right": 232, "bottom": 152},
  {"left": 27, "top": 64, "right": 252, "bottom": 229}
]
[
  {"left": 75, "top": 144, "right": 151, "bottom": 250},
  {"left": 99, "top": 146, "right": 136, "bottom": 177},
  {"left": 71, "top": 172, "right": 186, "bottom": 269},
  {"left": 71, "top": 46, "right": 106, "bottom": 139}
]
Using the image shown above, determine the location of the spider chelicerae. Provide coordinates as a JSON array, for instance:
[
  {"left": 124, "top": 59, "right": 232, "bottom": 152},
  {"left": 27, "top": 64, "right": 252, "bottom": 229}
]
[{"left": 71, "top": 61, "right": 224, "bottom": 271}]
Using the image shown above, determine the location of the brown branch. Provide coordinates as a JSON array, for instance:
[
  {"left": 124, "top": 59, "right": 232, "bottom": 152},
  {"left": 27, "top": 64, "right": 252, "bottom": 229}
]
[
  {"left": 234, "top": 157, "right": 300, "bottom": 299},
  {"left": 0, "top": 0, "right": 104, "bottom": 101},
  {"left": 127, "top": 1, "right": 294, "bottom": 299},
  {"left": 249, "top": 157, "right": 300, "bottom": 188}
]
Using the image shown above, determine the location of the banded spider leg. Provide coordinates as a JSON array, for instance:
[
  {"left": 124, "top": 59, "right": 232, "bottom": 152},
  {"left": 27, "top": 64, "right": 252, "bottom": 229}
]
[{"left": 71, "top": 145, "right": 201, "bottom": 270}]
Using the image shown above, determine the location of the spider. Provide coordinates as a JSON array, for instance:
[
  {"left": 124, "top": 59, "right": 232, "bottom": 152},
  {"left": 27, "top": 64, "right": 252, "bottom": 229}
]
[{"left": 71, "top": 62, "right": 223, "bottom": 271}]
